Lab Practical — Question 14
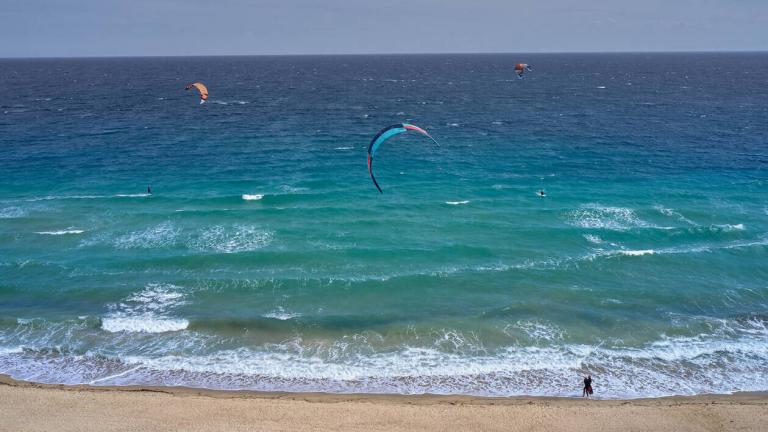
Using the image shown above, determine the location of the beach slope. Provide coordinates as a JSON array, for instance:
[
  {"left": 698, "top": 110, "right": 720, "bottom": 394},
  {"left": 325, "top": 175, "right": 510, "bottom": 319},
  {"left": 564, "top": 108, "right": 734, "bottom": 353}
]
[{"left": 1, "top": 376, "right": 767, "bottom": 432}]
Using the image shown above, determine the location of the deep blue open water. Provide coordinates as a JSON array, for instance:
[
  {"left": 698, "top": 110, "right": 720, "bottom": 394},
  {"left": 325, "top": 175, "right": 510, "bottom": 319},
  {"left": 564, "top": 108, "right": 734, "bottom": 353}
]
[{"left": 0, "top": 53, "right": 767, "bottom": 398}]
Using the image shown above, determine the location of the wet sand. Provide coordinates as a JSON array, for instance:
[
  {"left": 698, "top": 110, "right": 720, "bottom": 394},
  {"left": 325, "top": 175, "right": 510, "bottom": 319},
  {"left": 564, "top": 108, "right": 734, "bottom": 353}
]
[{"left": 1, "top": 375, "right": 767, "bottom": 432}]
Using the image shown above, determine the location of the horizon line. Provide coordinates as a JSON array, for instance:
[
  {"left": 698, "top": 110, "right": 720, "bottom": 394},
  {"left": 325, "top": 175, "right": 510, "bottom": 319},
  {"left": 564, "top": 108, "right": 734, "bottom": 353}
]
[{"left": 2, "top": 49, "right": 767, "bottom": 61}]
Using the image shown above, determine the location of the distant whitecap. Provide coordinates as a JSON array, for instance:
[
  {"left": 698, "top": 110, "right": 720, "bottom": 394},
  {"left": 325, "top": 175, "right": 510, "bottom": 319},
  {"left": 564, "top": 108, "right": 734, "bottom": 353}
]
[
  {"left": 35, "top": 229, "right": 84, "bottom": 235},
  {"left": 619, "top": 249, "right": 655, "bottom": 256}
]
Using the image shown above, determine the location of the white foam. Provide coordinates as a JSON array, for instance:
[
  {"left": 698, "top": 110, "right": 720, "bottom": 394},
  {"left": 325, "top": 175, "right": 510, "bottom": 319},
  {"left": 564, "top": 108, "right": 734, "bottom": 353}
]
[
  {"left": 101, "top": 283, "right": 188, "bottom": 333},
  {"left": 715, "top": 223, "right": 745, "bottom": 232},
  {"left": 597, "top": 86, "right": 606, "bottom": 89},
  {"left": 5, "top": 319, "right": 768, "bottom": 398},
  {"left": 192, "top": 225, "right": 273, "bottom": 253},
  {"left": 101, "top": 317, "right": 189, "bottom": 333},
  {"left": 601, "top": 298, "right": 623, "bottom": 305},
  {"left": 583, "top": 234, "right": 603, "bottom": 244},
  {"left": 209, "top": 100, "right": 248, "bottom": 105},
  {"left": 263, "top": 307, "right": 300, "bottom": 321},
  {"left": 103, "top": 326, "right": 768, "bottom": 398},
  {"left": 445, "top": 200, "right": 470, "bottom": 205},
  {"left": 0, "top": 207, "right": 26, "bottom": 219},
  {"left": 113, "top": 221, "right": 180, "bottom": 249},
  {"left": 88, "top": 366, "right": 143, "bottom": 385},
  {"left": 242, "top": 194, "right": 264, "bottom": 201},
  {"left": 507, "top": 320, "right": 564, "bottom": 342},
  {"left": 594, "top": 237, "right": 768, "bottom": 259},
  {"left": 654, "top": 205, "right": 698, "bottom": 226},
  {"left": 35, "top": 229, "right": 84, "bottom": 235},
  {"left": 618, "top": 249, "right": 655, "bottom": 256},
  {"left": 567, "top": 204, "right": 652, "bottom": 231},
  {"left": 114, "top": 193, "right": 151, "bottom": 198},
  {"left": 676, "top": 237, "right": 768, "bottom": 253},
  {"left": 121, "top": 344, "right": 582, "bottom": 383},
  {"left": 26, "top": 193, "right": 149, "bottom": 202},
  {"left": 334, "top": 146, "right": 353, "bottom": 150},
  {"left": 0, "top": 346, "right": 23, "bottom": 355},
  {"left": 278, "top": 185, "right": 308, "bottom": 193}
]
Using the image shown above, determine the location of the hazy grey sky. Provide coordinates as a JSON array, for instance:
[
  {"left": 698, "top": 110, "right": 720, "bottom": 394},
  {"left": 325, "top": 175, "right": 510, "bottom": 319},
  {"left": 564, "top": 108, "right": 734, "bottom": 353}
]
[{"left": 2, "top": 0, "right": 767, "bottom": 57}]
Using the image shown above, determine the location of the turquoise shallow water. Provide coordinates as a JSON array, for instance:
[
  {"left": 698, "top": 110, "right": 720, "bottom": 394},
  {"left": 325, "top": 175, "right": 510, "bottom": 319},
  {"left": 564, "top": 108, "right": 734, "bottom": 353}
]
[{"left": 0, "top": 53, "right": 767, "bottom": 398}]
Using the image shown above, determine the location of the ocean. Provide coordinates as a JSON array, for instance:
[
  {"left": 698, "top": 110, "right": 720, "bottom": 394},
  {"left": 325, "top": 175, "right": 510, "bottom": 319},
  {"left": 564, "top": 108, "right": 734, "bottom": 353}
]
[{"left": 0, "top": 53, "right": 766, "bottom": 398}]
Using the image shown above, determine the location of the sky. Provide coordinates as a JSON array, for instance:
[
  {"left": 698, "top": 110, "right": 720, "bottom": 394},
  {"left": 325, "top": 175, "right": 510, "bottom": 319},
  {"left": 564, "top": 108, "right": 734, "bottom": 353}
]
[{"left": 2, "top": 0, "right": 767, "bottom": 57}]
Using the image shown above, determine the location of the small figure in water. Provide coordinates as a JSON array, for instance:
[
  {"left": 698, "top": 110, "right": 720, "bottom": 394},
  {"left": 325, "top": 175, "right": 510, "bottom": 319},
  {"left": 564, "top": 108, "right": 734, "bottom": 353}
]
[
  {"left": 147, "top": 186, "right": 152, "bottom": 195},
  {"left": 538, "top": 190, "right": 546, "bottom": 197},
  {"left": 582, "top": 375, "right": 593, "bottom": 398}
]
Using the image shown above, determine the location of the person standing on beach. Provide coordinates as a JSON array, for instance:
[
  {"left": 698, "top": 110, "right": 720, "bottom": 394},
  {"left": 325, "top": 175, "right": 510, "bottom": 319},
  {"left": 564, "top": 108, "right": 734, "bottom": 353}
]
[{"left": 582, "top": 375, "right": 593, "bottom": 398}]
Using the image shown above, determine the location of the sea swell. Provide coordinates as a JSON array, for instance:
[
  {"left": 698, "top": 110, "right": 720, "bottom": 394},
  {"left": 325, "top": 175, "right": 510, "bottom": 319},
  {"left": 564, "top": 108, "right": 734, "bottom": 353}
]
[{"left": 3, "top": 54, "right": 768, "bottom": 400}]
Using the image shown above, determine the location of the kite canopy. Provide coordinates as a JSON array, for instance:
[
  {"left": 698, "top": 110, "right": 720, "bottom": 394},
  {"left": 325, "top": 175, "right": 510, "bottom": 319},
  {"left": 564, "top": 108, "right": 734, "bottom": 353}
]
[
  {"left": 367, "top": 123, "right": 439, "bottom": 193},
  {"left": 185, "top": 82, "right": 209, "bottom": 103}
]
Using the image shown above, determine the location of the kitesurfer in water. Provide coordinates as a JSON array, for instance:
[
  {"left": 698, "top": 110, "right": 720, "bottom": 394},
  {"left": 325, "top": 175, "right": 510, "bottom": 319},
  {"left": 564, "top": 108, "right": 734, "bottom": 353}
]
[
  {"left": 147, "top": 186, "right": 152, "bottom": 195},
  {"left": 583, "top": 375, "right": 593, "bottom": 397},
  {"left": 515, "top": 63, "right": 532, "bottom": 79},
  {"left": 538, "top": 190, "right": 546, "bottom": 197},
  {"left": 185, "top": 82, "right": 209, "bottom": 104}
]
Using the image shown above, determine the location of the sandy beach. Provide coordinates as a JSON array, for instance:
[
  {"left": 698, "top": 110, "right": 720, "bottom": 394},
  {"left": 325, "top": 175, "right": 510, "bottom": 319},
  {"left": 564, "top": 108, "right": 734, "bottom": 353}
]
[{"left": 1, "top": 375, "right": 766, "bottom": 432}]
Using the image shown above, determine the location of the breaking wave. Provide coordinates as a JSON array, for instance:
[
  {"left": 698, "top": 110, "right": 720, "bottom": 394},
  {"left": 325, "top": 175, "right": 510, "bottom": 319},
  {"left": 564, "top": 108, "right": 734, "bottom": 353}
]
[
  {"left": 2, "top": 323, "right": 767, "bottom": 398},
  {"left": 101, "top": 283, "right": 189, "bottom": 333}
]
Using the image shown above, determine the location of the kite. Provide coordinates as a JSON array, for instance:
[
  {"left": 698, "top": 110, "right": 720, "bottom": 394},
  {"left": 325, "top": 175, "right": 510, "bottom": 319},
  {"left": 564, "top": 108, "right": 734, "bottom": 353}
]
[
  {"left": 185, "top": 82, "right": 209, "bottom": 104},
  {"left": 367, "top": 123, "right": 439, "bottom": 193}
]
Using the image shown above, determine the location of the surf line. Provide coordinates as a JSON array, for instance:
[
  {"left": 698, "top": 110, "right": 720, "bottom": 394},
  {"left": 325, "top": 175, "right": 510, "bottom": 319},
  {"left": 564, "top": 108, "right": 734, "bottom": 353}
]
[{"left": 88, "top": 365, "right": 143, "bottom": 385}]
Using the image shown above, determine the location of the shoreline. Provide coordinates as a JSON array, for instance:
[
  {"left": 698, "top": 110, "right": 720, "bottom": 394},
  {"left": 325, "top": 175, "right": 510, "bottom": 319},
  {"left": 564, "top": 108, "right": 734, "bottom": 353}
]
[
  {"left": 4, "top": 374, "right": 767, "bottom": 404},
  {"left": 3, "top": 375, "right": 768, "bottom": 431}
]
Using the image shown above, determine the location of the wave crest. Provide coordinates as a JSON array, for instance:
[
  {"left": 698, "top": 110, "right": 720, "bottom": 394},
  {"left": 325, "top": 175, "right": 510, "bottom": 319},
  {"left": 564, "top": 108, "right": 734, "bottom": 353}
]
[
  {"left": 35, "top": 229, "right": 84, "bottom": 236},
  {"left": 101, "top": 283, "right": 189, "bottom": 333}
]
